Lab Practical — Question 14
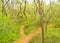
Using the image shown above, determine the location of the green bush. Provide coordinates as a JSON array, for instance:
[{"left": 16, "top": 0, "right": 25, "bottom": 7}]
[
  {"left": 55, "top": 19, "right": 60, "bottom": 28},
  {"left": 0, "top": 15, "right": 20, "bottom": 43},
  {"left": 45, "top": 28, "right": 60, "bottom": 43},
  {"left": 29, "top": 28, "right": 60, "bottom": 43},
  {"left": 29, "top": 33, "right": 41, "bottom": 43},
  {"left": 21, "top": 14, "right": 40, "bottom": 35}
]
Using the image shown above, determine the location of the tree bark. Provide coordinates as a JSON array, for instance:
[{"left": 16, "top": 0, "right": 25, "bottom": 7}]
[{"left": 37, "top": 0, "right": 44, "bottom": 43}]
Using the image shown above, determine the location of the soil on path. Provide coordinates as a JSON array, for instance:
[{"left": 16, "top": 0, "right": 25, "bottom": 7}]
[{"left": 12, "top": 24, "right": 53, "bottom": 43}]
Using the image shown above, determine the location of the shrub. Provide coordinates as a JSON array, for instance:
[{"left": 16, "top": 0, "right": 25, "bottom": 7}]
[
  {"left": 29, "top": 28, "right": 60, "bottom": 43},
  {"left": 0, "top": 15, "right": 20, "bottom": 43}
]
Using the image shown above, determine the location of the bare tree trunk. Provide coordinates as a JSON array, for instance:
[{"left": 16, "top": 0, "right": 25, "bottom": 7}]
[
  {"left": 37, "top": 0, "right": 44, "bottom": 43},
  {"left": 34, "top": 0, "right": 37, "bottom": 15},
  {"left": 33, "top": 0, "right": 38, "bottom": 21},
  {"left": 23, "top": 0, "right": 27, "bottom": 19},
  {"left": 1, "top": 0, "right": 4, "bottom": 16},
  {"left": 45, "top": 0, "right": 51, "bottom": 31},
  {"left": 17, "top": 0, "right": 22, "bottom": 16},
  {"left": 1, "top": 0, "right": 9, "bottom": 16}
]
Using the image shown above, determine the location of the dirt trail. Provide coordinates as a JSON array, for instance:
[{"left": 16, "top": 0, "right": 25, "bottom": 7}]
[
  {"left": 12, "top": 24, "right": 53, "bottom": 43},
  {"left": 20, "top": 27, "right": 41, "bottom": 43}
]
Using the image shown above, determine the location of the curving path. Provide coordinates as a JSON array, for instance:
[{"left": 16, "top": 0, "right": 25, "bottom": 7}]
[{"left": 12, "top": 24, "right": 53, "bottom": 43}]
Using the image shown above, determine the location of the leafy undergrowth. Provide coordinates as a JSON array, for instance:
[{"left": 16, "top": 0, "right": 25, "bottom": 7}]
[
  {"left": 29, "top": 33, "right": 41, "bottom": 43},
  {"left": 0, "top": 15, "right": 20, "bottom": 43},
  {"left": 22, "top": 14, "right": 40, "bottom": 35},
  {"left": 29, "top": 28, "right": 60, "bottom": 43},
  {"left": 24, "top": 23, "right": 41, "bottom": 35},
  {"left": 0, "top": 13, "right": 40, "bottom": 43}
]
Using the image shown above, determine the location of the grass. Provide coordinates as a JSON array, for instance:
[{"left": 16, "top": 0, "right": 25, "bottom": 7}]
[
  {"left": 0, "top": 13, "right": 40, "bottom": 43},
  {"left": 24, "top": 23, "right": 41, "bottom": 35},
  {"left": 29, "top": 27, "right": 60, "bottom": 43},
  {"left": 0, "top": 15, "right": 20, "bottom": 43}
]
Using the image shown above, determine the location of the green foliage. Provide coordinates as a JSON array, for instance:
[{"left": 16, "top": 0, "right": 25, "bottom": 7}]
[
  {"left": 29, "top": 33, "right": 41, "bottom": 43},
  {"left": 0, "top": 15, "right": 20, "bottom": 43},
  {"left": 23, "top": 14, "right": 40, "bottom": 35},
  {"left": 29, "top": 28, "right": 60, "bottom": 43},
  {"left": 45, "top": 28, "right": 60, "bottom": 43},
  {"left": 54, "top": 18, "right": 60, "bottom": 28},
  {"left": 24, "top": 25, "right": 38, "bottom": 35},
  {"left": 0, "top": 0, "right": 60, "bottom": 43}
]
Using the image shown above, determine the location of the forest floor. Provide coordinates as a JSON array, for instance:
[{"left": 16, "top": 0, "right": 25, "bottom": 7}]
[{"left": 12, "top": 24, "right": 53, "bottom": 43}]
